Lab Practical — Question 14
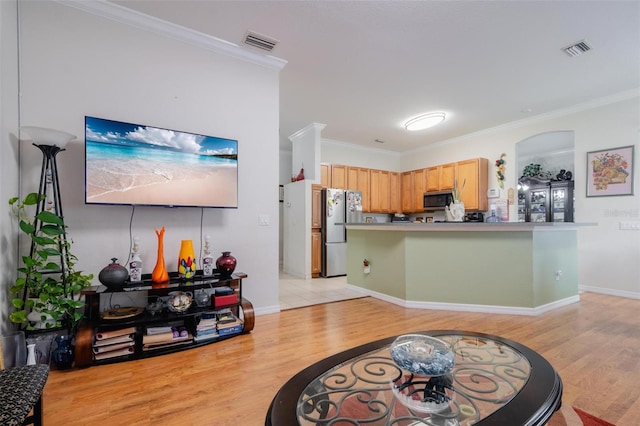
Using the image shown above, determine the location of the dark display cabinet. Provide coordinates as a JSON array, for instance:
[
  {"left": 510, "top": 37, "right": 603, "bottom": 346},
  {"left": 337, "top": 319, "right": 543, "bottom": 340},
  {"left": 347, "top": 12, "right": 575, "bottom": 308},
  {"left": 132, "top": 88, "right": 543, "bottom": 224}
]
[{"left": 518, "top": 181, "right": 574, "bottom": 223}]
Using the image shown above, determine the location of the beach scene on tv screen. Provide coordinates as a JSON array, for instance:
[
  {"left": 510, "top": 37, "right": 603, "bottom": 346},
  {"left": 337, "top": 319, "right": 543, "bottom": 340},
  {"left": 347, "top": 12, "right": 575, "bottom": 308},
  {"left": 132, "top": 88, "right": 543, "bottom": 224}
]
[{"left": 85, "top": 117, "right": 238, "bottom": 208}]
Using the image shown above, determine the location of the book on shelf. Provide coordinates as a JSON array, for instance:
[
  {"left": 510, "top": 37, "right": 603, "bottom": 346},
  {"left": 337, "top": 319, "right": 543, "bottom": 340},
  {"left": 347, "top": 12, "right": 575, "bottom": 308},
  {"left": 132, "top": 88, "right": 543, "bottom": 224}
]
[
  {"left": 95, "top": 326, "right": 137, "bottom": 341},
  {"left": 142, "top": 334, "right": 193, "bottom": 351},
  {"left": 199, "top": 311, "right": 219, "bottom": 320},
  {"left": 194, "top": 333, "right": 219, "bottom": 343},
  {"left": 217, "top": 312, "right": 238, "bottom": 324},
  {"left": 217, "top": 320, "right": 242, "bottom": 330},
  {"left": 195, "top": 327, "right": 219, "bottom": 337},
  {"left": 92, "top": 341, "right": 134, "bottom": 354},
  {"left": 93, "top": 333, "right": 135, "bottom": 347},
  {"left": 146, "top": 326, "right": 173, "bottom": 335},
  {"left": 93, "top": 346, "right": 135, "bottom": 361},
  {"left": 145, "top": 321, "right": 185, "bottom": 335},
  {"left": 214, "top": 286, "right": 234, "bottom": 295}
]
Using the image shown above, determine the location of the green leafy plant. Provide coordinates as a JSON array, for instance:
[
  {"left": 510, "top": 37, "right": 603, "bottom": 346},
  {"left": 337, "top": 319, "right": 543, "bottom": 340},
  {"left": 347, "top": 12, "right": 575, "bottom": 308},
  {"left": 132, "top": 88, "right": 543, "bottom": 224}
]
[{"left": 9, "top": 193, "right": 93, "bottom": 332}]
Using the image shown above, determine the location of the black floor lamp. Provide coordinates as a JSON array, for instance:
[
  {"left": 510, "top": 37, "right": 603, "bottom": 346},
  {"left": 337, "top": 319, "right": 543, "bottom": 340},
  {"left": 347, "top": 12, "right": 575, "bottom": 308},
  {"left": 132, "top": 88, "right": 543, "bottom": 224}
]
[{"left": 20, "top": 126, "right": 76, "bottom": 294}]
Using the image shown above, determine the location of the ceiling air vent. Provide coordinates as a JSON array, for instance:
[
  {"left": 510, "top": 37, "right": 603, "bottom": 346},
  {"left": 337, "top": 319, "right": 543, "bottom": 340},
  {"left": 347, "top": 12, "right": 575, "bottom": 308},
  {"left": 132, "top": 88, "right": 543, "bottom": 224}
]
[
  {"left": 563, "top": 40, "right": 592, "bottom": 57},
  {"left": 243, "top": 31, "right": 278, "bottom": 52}
]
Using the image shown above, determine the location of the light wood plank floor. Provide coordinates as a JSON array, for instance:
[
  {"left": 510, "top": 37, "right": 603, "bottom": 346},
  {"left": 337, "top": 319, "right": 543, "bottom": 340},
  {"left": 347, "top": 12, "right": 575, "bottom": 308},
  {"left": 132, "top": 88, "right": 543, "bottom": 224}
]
[{"left": 43, "top": 292, "right": 639, "bottom": 425}]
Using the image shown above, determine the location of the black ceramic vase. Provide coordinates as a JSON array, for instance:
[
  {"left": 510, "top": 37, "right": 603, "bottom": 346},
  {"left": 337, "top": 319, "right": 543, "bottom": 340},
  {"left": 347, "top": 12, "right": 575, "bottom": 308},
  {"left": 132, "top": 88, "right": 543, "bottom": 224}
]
[
  {"left": 99, "top": 258, "right": 129, "bottom": 290},
  {"left": 52, "top": 335, "right": 74, "bottom": 370},
  {"left": 216, "top": 251, "right": 237, "bottom": 277}
]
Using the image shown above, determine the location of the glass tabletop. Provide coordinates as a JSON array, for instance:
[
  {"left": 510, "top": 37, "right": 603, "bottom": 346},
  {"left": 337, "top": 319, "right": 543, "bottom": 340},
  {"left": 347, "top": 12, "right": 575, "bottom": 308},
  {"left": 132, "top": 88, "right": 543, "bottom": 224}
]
[{"left": 296, "top": 334, "right": 531, "bottom": 425}]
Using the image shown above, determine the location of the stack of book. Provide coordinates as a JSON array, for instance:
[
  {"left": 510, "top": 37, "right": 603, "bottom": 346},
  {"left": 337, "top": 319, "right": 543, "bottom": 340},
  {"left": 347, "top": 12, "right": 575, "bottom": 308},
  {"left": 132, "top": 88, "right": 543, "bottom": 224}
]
[
  {"left": 194, "top": 312, "right": 218, "bottom": 343},
  {"left": 142, "top": 321, "right": 192, "bottom": 352},
  {"left": 216, "top": 310, "right": 243, "bottom": 337},
  {"left": 93, "top": 326, "right": 136, "bottom": 361},
  {"left": 213, "top": 287, "right": 238, "bottom": 308}
]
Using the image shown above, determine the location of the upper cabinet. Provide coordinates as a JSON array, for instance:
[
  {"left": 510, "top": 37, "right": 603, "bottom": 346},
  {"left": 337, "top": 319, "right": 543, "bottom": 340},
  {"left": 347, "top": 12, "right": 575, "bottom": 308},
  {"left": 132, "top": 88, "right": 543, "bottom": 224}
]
[
  {"left": 426, "top": 167, "right": 440, "bottom": 192},
  {"left": 456, "top": 158, "right": 488, "bottom": 211},
  {"left": 389, "top": 172, "right": 401, "bottom": 214},
  {"left": 440, "top": 163, "right": 456, "bottom": 190},
  {"left": 317, "top": 158, "right": 488, "bottom": 215},
  {"left": 347, "top": 167, "right": 371, "bottom": 212},
  {"left": 412, "top": 169, "right": 427, "bottom": 214},
  {"left": 320, "top": 163, "right": 331, "bottom": 188},
  {"left": 370, "top": 169, "right": 390, "bottom": 213},
  {"left": 426, "top": 163, "right": 455, "bottom": 192},
  {"left": 331, "top": 164, "right": 347, "bottom": 189},
  {"left": 401, "top": 171, "right": 414, "bottom": 213}
]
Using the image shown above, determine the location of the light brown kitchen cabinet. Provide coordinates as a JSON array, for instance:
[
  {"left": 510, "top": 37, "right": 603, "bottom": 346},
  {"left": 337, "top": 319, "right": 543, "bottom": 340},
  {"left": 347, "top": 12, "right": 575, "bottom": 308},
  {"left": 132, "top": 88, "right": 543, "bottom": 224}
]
[
  {"left": 426, "top": 167, "right": 440, "bottom": 192},
  {"left": 320, "top": 163, "right": 331, "bottom": 188},
  {"left": 412, "top": 169, "right": 427, "bottom": 213},
  {"left": 370, "top": 169, "right": 390, "bottom": 213},
  {"left": 311, "top": 184, "right": 323, "bottom": 278},
  {"left": 390, "top": 172, "right": 401, "bottom": 214},
  {"left": 440, "top": 163, "right": 456, "bottom": 190},
  {"left": 311, "top": 231, "right": 322, "bottom": 277},
  {"left": 311, "top": 185, "right": 322, "bottom": 228},
  {"left": 358, "top": 168, "right": 371, "bottom": 212},
  {"left": 401, "top": 171, "right": 413, "bottom": 212},
  {"left": 456, "top": 158, "right": 488, "bottom": 211},
  {"left": 331, "top": 164, "right": 347, "bottom": 189},
  {"left": 426, "top": 164, "right": 455, "bottom": 192},
  {"left": 347, "top": 166, "right": 370, "bottom": 212}
]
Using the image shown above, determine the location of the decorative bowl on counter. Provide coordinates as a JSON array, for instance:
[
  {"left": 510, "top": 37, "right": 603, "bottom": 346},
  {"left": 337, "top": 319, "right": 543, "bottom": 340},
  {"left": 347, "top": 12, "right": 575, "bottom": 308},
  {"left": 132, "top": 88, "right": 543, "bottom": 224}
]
[{"left": 390, "top": 334, "right": 455, "bottom": 376}]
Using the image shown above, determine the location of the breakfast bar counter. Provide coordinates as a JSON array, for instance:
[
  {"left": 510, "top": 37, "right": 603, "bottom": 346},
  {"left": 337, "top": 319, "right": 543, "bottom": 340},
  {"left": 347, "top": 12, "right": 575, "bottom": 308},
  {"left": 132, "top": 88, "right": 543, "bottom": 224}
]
[{"left": 345, "top": 222, "right": 594, "bottom": 314}]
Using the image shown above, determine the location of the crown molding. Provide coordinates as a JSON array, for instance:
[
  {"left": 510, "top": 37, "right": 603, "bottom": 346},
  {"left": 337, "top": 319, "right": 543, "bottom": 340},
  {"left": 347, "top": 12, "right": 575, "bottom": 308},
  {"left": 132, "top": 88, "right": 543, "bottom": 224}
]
[
  {"left": 322, "top": 138, "right": 403, "bottom": 157},
  {"left": 54, "top": 0, "right": 287, "bottom": 71}
]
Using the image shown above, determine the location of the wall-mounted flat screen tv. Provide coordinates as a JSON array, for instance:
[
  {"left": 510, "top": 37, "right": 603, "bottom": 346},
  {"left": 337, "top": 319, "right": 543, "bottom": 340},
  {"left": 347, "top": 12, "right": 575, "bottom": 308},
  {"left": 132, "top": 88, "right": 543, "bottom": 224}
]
[{"left": 85, "top": 116, "right": 238, "bottom": 208}]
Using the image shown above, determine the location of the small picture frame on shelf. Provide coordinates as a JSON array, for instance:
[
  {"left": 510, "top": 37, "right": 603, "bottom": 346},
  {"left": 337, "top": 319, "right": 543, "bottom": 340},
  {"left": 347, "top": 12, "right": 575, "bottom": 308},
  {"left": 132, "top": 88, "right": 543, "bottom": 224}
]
[
  {"left": 426, "top": 217, "right": 434, "bottom": 223},
  {"left": 365, "top": 217, "right": 373, "bottom": 223},
  {"left": 586, "top": 145, "right": 634, "bottom": 197}
]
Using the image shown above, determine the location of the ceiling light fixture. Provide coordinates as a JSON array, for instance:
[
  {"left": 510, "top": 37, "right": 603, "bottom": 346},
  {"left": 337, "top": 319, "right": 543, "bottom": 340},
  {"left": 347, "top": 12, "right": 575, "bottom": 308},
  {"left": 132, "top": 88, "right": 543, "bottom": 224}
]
[{"left": 404, "top": 112, "right": 446, "bottom": 131}]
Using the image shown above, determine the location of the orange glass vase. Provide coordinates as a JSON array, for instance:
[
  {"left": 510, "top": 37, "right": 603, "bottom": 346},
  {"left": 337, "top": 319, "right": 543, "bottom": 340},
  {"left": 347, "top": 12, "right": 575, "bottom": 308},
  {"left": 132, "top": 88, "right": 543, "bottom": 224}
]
[
  {"left": 178, "top": 239, "right": 197, "bottom": 279},
  {"left": 152, "top": 227, "right": 169, "bottom": 283}
]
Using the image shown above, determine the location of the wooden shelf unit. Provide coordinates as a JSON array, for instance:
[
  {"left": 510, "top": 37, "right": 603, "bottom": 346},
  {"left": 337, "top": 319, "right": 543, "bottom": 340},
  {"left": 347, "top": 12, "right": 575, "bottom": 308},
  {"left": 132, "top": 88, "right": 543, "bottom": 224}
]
[{"left": 75, "top": 271, "right": 254, "bottom": 367}]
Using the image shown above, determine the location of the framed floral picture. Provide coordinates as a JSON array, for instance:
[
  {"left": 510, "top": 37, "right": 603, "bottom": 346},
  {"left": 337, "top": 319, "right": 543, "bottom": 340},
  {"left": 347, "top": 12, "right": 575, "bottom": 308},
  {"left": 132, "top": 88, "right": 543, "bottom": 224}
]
[{"left": 586, "top": 145, "right": 634, "bottom": 197}]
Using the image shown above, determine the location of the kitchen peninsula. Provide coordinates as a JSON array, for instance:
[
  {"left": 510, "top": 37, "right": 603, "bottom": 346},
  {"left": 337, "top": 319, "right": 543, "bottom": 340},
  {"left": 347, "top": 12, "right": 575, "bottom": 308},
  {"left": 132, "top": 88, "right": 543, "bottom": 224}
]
[{"left": 345, "top": 222, "right": 593, "bottom": 315}]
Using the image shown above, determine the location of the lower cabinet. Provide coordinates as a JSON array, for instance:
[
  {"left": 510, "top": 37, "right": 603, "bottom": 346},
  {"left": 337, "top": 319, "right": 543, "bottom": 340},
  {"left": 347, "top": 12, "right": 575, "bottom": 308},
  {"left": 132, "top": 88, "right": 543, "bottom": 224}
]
[
  {"left": 75, "top": 272, "right": 254, "bottom": 367},
  {"left": 311, "top": 231, "right": 322, "bottom": 277}
]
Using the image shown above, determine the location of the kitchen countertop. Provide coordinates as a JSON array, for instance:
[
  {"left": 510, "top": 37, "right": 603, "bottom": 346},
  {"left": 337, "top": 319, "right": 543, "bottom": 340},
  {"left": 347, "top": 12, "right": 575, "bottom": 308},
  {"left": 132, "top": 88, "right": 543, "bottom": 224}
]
[{"left": 346, "top": 222, "right": 596, "bottom": 232}]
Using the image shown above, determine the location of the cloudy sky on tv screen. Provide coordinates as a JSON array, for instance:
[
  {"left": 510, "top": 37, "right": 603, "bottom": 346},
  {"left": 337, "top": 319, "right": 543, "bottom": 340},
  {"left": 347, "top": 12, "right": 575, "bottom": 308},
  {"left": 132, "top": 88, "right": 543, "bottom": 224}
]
[{"left": 85, "top": 116, "right": 238, "bottom": 208}]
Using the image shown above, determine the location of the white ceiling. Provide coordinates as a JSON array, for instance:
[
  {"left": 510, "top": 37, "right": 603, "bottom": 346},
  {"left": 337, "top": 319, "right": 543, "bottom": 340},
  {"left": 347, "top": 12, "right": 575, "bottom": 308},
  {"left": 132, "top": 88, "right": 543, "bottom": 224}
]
[{"left": 111, "top": 0, "right": 640, "bottom": 153}]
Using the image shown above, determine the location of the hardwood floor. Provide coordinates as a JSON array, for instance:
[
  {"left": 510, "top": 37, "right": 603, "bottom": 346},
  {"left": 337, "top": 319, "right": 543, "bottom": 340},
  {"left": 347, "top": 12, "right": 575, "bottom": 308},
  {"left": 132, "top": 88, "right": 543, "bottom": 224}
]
[{"left": 43, "top": 292, "right": 639, "bottom": 425}]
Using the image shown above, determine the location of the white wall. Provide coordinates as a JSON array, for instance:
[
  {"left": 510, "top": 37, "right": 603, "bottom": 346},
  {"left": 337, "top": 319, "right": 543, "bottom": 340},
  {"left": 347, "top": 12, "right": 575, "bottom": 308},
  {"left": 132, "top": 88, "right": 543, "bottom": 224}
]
[
  {"left": 322, "top": 138, "right": 403, "bottom": 172},
  {"left": 13, "top": 1, "right": 282, "bottom": 315},
  {"left": 0, "top": 0, "right": 21, "bottom": 333}
]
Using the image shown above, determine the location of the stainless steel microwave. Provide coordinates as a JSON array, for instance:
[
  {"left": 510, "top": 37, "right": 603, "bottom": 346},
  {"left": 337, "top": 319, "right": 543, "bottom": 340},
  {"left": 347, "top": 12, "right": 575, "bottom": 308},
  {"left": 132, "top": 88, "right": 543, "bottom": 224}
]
[{"left": 423, "top": 191, "right": 453, "bottom": 211}]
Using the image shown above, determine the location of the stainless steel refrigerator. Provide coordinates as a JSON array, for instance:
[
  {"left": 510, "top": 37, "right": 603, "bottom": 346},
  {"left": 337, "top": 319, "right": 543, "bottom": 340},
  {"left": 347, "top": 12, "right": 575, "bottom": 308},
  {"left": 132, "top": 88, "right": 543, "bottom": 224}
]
[{"left": 321, "top": 188, "right": 363, "bottom": 277}]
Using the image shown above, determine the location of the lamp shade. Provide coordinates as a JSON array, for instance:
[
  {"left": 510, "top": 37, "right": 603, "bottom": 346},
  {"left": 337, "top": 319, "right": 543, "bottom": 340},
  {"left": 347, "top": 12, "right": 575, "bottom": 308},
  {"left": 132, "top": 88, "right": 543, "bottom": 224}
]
[{"left": 21, "top": 126, "right": 76, "bottom": 147}]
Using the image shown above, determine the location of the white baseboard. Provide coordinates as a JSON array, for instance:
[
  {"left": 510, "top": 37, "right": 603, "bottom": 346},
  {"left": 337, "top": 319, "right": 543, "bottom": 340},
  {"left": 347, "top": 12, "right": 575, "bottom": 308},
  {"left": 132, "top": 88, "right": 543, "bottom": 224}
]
[
  {"left": 579, "top": 285, "right": 640, "bottom": 300},
  {"left": 254, "top": 305, "right": 281, "bottom": 316},
  {"left": 348, "top": 287, "right": 581, "bottom": 316}
]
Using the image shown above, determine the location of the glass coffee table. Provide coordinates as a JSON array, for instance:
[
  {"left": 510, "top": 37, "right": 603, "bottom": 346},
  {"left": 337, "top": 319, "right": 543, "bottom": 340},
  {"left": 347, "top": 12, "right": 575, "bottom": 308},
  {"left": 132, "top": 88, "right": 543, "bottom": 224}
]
[{"left": 266, "top": 330, "right": 562, "bottom": 425}]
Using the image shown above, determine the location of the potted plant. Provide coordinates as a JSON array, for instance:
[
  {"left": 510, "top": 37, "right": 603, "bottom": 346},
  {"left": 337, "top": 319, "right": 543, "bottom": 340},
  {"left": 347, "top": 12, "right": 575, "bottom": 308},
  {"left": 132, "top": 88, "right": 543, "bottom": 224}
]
[{"left": 8, "top": 193, "right": 93, "bottom": 334}]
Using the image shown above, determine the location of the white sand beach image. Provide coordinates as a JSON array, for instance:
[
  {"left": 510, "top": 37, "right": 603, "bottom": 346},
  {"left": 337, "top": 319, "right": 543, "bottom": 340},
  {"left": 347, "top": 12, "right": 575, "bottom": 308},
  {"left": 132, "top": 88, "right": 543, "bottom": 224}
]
[{"left": 85, "top": 117, "right": 238, "bottom": 208}]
